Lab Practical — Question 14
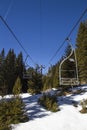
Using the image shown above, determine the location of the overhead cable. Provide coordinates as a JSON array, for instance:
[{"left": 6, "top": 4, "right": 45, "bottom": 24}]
[
  {"left": 48, "top": 8, "right": 87, "bottom": 64},
  {"left": 4, "top": 0, "right": 13, "bottom": 20},
  {"left": 0, "top": 15, "right": 36, "bottom": 65}
]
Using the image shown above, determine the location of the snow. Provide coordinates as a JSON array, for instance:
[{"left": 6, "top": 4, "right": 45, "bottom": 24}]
[{"left": 2, "top": 85, "right": 87, "bottom": 130}]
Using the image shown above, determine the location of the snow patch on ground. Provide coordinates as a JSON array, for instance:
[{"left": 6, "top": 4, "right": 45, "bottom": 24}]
[{"left": 1, "top": 85, "right": 87, "bottom": 130}]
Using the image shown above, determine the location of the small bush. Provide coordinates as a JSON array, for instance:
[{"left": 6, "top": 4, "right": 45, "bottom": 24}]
[
  {"left": 80, "top": 99, "right": 87, "bottom": 113},
  {"left": 0, "top": 97, "right": 29, "bottom": 130},
  {"left": 38, "top": 93, "right": 59, "bottom": 112}
]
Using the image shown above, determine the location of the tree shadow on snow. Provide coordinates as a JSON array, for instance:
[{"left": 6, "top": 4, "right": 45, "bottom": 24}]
[
  {"left": 58, "top": 95, "right": 79, "bottom": 106},
  {"left": 58, "top": 86, "right": 87, "bottom": 106},
  {"left": 22, "top": 94, "right": 49, "bottom": 120}
]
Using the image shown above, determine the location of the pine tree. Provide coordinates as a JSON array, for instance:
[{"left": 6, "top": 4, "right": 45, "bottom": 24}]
[
  {"left": 76, "top": 21, "right": 87, "bottom": 84},
  {"left": 15, "top": 52, "right": 24, "bottom": 79},
  {"left": 42, "top": 67, "right": 52, "bottom": 90},
  {"left": 0, "top": 97, "right": 29, "bottom": 129},
  {"left": 0, "top": 49, "right": 28, "bottom": 94},
  {"left": 4, "top": 49, "right": 16, "bottom": 94},
  {"left": 13, "top": 76, "right": 22, "bottom": 95},
  {"left": 15, "top": 52, "right": 27, "bottom": 92},
  {"left": 43, "top": 75, "right": 53, "bottom": 90},
  {"left": 53, "top": 64, "right": 59, "bottom": 88},
  {"left": 0, "top": 49, "right": 7, "bottom": 96},
  {"left": 43, "top": 64, "right": 59, "bottom": 90},
  {"left": 27, "top": 65, "right": 43, "bottom": 94}
]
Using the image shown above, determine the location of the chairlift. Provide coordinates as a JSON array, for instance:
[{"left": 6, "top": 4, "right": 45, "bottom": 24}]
[
  {"left": 23, "top": 72, "right": 32, "bottom": 79},
  {"left": 59, "top": 38, "right": 79, "bottom": 86},
  {"left": 23, "top": 55, "right": 33, "bottom": 79},
  {"left": 23, "top": 65, "right": 33, "bottom": 79}
]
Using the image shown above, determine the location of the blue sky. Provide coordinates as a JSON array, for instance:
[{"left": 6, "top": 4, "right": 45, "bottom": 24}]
[{"left": 0, "top": 0, "right": 87, "bottom": 73}]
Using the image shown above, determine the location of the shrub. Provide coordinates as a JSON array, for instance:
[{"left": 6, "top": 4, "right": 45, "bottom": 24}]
[
  {"left": 0, "top": 124, "right": 11, "bottom": 130},
  {"left": 0, "top": 97, "right": 29, "bottom": 130},
  {"left": 80, "top": 99, "right": 87, "bottom": 113},
  {"left": 38, "top": 93, "right": 59, "bottom": 112}
]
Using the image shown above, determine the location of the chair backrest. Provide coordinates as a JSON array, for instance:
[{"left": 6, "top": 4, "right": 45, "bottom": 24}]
[{"left": 59, "top": 40, "right": 79, "bottom": 86}]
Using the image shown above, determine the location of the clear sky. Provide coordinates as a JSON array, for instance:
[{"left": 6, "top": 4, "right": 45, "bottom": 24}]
[{"left": 0, "top": 0, "right": 87, "bottom": 73}]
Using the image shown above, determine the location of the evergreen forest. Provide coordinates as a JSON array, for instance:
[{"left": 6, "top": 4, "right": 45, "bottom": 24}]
[{"left": 0, "top": 20, "right": 87, "bottom": 96}]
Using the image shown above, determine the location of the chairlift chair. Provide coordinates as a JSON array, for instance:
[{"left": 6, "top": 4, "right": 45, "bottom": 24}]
[
  {"left": 59, "top": 39, "right": 79, "bottom": 86},
  {"left": 23, "top": 55, "right": 32, "bottom": 79},
  {"left": 23, "top": 72, "right": 32, "bottom": 79},
  {"left": 23, "top": 64, "right": 33, "bottom": 79}
]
